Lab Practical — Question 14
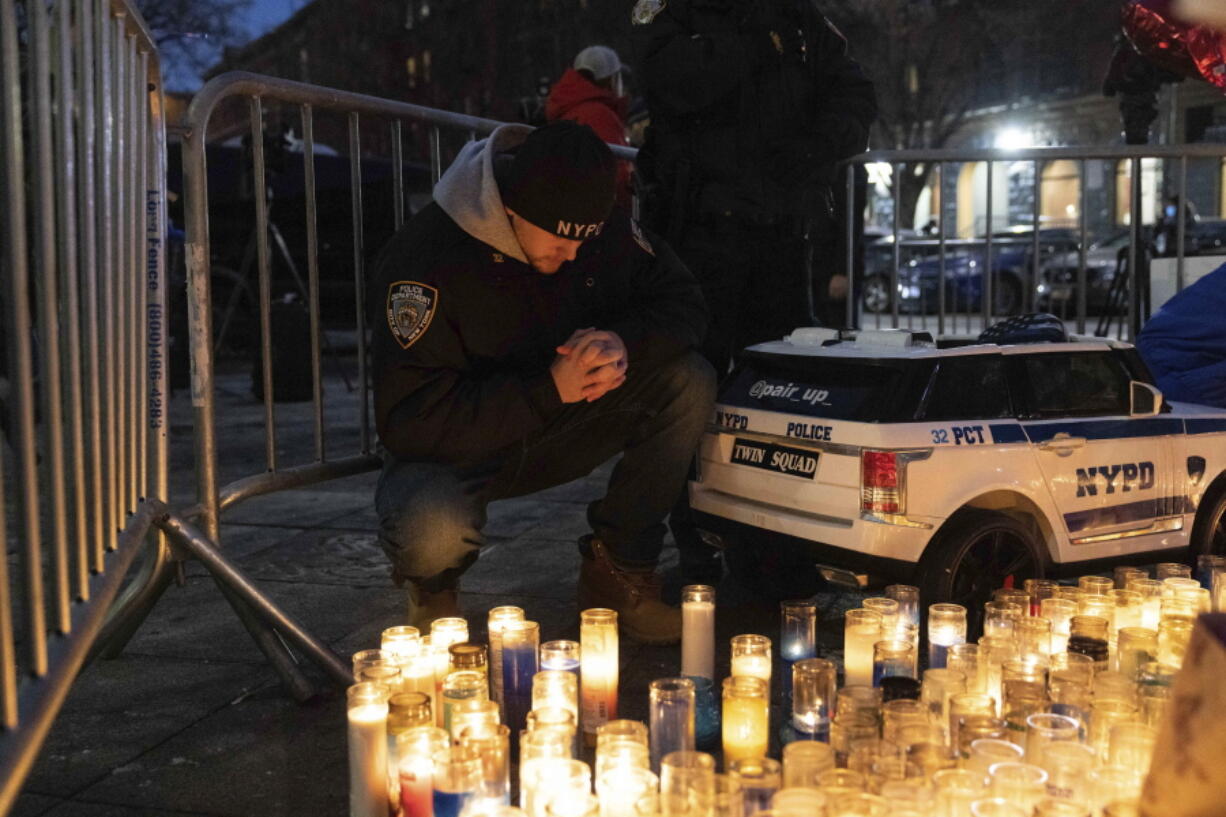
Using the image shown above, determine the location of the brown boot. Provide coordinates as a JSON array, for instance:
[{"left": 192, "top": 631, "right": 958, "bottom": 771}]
[
  {"left": 577, "top": 537, "right": 682, "bottom": 645},
  {"left": 407, "top": 583, "right": 462, "bottom": 632}
]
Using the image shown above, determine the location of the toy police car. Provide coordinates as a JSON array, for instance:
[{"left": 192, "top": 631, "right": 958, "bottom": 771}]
[{"left": 689, "top": 316, "right": 1226, "bottom": 623}]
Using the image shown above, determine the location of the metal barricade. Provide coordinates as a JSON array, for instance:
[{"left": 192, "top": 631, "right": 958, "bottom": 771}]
[
  {"left": 0, "top": 1, "right": 167, "bottom": 812},
  {"left": 843, "top": 144, "right": 1226, "bottom": 340}
]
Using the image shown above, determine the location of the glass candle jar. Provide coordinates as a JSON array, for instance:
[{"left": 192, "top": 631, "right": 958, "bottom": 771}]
[
  {"left": 781, "top": 740, "right": 834, "bottom": 788},
  {"left": 921, "top": 668, "right": 967, "bottom": 742},
  {"left": 450, "top": 643, "right": 489, "bottom": 680},
  {"left": 1089, "top": 700, "right": 1138, "bottom": 761},
  {"left": 1157, "top": 617, "right": 1194, "bottom": 668},
  {"left": 728, "top": 757, "right": 780, "bottom": 816},
  {"left": 348, "top": 682, "right": 391, "bottom": 817},
  {"left": 947, "top": 643, "right": 985, "bottom": 696},
  {"left": 458, "top": 722, "right": 511, "bottom": 804},
  {"left": 540, "top": 640, "right": 581, "bottom": 674},
  {"left": 1155, "top": 563, "right": 1191, "bottom": 581},
  {"left": 791, "top": 658, "right": 836, "bottom": 740},
  {"left": 965, "top": 739, "right": 1023, "bottom": 778},
  {"left": 431, "top": 617, "right": 470, "bottom": 651},
  {"left": 449, "top": 699, "right": 499, "bottom": 743},
  {"left": 382, "top": 626, "right": 422, "bottom": 661},
  {"left": 987, "top": 761, "right": 1048, "bottom": 814},
  {"left": 771, "top": 786, "right": 827, "bottom": 817},
  {"left": 1017, "top": 617, "right": 1053, "bottom": 661},
  {"left": 933, "top": 768, "right": 987, "bottom": 817},
  {"left": 488, "top": 607, "right": 526, "bottom": 709},
  {"left": 682, "top": 586, "right": 716, "bottom": 682},
  {"left": 580, "top": 609, "right": 619, "bottom": 745},
  {"left": 352, "top": 649, "right": 388, "bottom": 678},
  {"left": 885, "top": 585, "right": 920, "bottom": 629},
  {"left": 956, "top": 716, "right": 1009, "bottom": 761},
  {"left": 983, "top": 601, "right": 1024, "bottom": 640},
  {"left": 502, "top": 621, "right": 540, "bottom": 735},
  {"left": 949, "top": 693, "right": 997, "bottom": 754},
  {"left": 533, "top": 670, "right": 580, "bottom": 725},
  {"left": 359, "top": 663, "right": 404, "bottom": 694},
  {"left": 441, "top": 671, "right": 488, "bottom": 736},
  {"left": 1078, "top": 576, "right": 1114, "bottom": 596},
  {"left": 1067, "top": 616, "right": 1110, "bottom": 668},
  {"left": 1023, "top": 713, "right": 1080, "bottom": 768},
  {"left": 521, "top": 757, "right": 590, "bottom": 817},
  {"left": 432, "top": 744, "right": 482, "bottom": 817},
  {"left": 596, "top": 767, "right": 659, "bottom": 817},
  {"left": 397, "top": 725, "right": 451, "bottom": 817},
  {"left": 862, "top": 598, "right": 901, "bottom": 637},
  {"left": 1108, "top": 722, "right": 1157, "bottom": 776},
  {"left": 844, "top": 610, "right": 883, "bottom": 687},
  {"left": 872, "top": 640, "right": 917, "bottom": 686},
  {"left": 1039, "top": 598, "right": 1078, "bottom": 654},
  {"left": 1025, "top": 579, "right": 1059, "bottom": 616},
  {"left": 722, "top": 676, "right": 768, "bottom": 767},
  {"left": 1115, "top": 628, "right": 1158, "bottom": 680},
  {"left": 779, "top": 600, "right": 818, "bottom": 664},
  {"left": 659, "top": 750, "right": 716, "bottom": 817},
  {"left": 730, "top": 635, "right": 772, "bottom": 687},
  {"left": 928, "top": 604, "right": 968, "bottom": 670},
  {"left": 650, "top": 678, "right": 696, "bottom": 773}
]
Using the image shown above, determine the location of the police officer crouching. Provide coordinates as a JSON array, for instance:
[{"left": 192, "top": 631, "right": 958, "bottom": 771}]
[{"left": 371, "top": 121, "right": 714, "bottom": 644}]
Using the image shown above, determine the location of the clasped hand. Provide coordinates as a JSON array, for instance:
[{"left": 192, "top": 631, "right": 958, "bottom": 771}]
[{"left": 550, "top": 327, "right": 628, "bottom": 403}]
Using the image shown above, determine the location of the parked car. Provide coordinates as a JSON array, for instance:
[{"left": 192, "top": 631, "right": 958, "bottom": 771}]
[
  {"left": 862, "top": 228, "right": 1080, "bottom": 316},
  {"left": 689, "top": 317, "right": 1226, "bottom": 630},
  {"left": 1038, "top": 221, "right": 1226, "bottom": 316}
]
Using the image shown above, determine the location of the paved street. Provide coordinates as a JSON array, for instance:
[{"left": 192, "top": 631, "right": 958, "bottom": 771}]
[{"left": 13, "top": 357, "right": 865, "bottom": 817}]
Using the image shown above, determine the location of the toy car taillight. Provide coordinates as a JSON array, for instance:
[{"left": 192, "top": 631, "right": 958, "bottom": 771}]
[{"left": 861, "top": 450, "right": 902, "bottom": 514}]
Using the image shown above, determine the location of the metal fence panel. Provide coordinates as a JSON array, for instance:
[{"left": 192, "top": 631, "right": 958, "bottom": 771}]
[{"left": 0, "top": 2, "right": 167, "bottom": 813}]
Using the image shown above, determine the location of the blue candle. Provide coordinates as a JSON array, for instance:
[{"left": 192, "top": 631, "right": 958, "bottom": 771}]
[{"left": 501, "top": 621, "right": 539, "bottom": 734}]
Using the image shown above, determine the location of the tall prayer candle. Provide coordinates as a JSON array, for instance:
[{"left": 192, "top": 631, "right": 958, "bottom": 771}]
[
  {"left": 722, "top": 676, "right": 768, "bottom": 767},
  {"left": 649, "top": 678, "right": 696, "bottom": 773},
  {"left": 403, "top": 644, "right": 438, "bottom": 726},
  {"left": 432, "top": 619, "right": 469, "bottom": 726},
  {"left": 441, "top": 671, "right": 488, "bottom": 736},
  {"left": 843, "top": 610, "right": 882, "bottom": 688},
  {"left": 488, "top": 606, "right": 526, "bottom": 709},
  {"left": 432, "top": 745, "right": 481, "bottom": 817},
  {"left": 396, "top": 726, "right": 450, "bottom": 817},
  {"left": 730, "top": 634, "right": 772, "bottom": 687},
  {"left": 348, "top": 682, "right": 391, "bottom": 817},
  {"left": 682, "top": 585, "right": 716, "bottom": 681},
  {"left": 927, "top": 603, "right": 967, "bottom": 670},
  {"left": 780, "top": 600, "right": 818, "bottom": 663},
  {"left": 581, "top": 609, "right": 619, "bottom": 744},
  {"left": 503, "top": 620, "right": 541, "bottom": 735},
  {"left": 886, "top": 585, "right": 921, "bottom": 629}
]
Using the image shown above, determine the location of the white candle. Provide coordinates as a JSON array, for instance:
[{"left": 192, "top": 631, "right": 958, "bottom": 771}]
[
  {"left": 348, "top": 683, "right": 390, "bottom": 817},
  {"left": 580, "top": 609, "right": 619, "bottom": 745},
  {"left": 843, "top": 610, "right": 881, "bottom": 688},
  {"left": 681, "top": 585, "right": 715, "bottom": 681},
  {"left": 730, "top": 634, "right": 772, "bottom": 687}
]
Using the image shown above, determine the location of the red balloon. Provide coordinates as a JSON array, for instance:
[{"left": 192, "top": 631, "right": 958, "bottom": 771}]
[{"left": 1123, "top": 0, "right": 1226, "bottom": 89}]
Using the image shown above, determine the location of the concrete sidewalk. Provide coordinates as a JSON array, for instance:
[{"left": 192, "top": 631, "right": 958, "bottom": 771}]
[{"left": 13, "top": 360, "right": 861, "bottom": 817}]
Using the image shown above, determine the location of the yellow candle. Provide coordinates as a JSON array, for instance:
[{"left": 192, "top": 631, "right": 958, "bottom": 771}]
[
  {"left": 580, "top": 609, "right": 619, "bottom": 745},
  {"left": 402, "top": 649, "right": 437, "bottom": 726},
  {"left": 722, "top": 676, "right": 768, "bottom": 767},
  {"left": 381, "top": 625, "right": 421, "bottom": 662}
]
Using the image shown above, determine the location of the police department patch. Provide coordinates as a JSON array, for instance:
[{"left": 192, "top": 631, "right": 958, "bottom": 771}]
[{"left": 386, "top": 281, "right": 438, "bottom": 350}]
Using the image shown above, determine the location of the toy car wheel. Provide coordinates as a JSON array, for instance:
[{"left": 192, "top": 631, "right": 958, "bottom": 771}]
[
  {"left": 861, "top": 275, "right": 893, "bottom": 314},
  {"left": 918, "top": 510, "right": 1042, "bottom": 637},
  {"left": 1192, "top": 485, "right": 1226, "bottom": 557}
]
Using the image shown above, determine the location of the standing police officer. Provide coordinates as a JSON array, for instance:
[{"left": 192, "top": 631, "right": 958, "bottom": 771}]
[
  {"left": 634, "top": 0, "right": 877, "bottom": 583},
  {"left": 371, "top": 121, "right": 713, "bottom": 644}
]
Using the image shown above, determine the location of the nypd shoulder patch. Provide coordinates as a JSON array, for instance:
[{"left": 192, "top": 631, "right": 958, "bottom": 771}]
[
  {"left": 386, "top": 281, "right": 438, "bottom": 350},
  {"left": 630, "top": 219, "right": 655, "bottom": 256}
]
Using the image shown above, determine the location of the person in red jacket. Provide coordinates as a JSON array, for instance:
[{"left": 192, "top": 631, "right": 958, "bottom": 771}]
[{"left": 547, "top": 45, "right": 633, "bottom": 209}]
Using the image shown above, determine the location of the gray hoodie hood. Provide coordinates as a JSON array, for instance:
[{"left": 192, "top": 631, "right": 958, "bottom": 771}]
[{"left": 433, "top": 124, "right": 531, "bottom": 264}]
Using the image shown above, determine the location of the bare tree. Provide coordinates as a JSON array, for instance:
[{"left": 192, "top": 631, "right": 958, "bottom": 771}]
[
  {"left": 134, "top": 0, "right": 253, "bottom": 89},
  {"left": 823, "top": 0, "right": 1002, "bottom": 226}
]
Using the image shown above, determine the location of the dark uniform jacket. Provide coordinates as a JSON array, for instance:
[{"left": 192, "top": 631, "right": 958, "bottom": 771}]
[
  {"left": 371, "top": 125, "right": 708, "bottom": 465},
  {"left": 636, "top": 0, "right": 878, "bottom": 229}
]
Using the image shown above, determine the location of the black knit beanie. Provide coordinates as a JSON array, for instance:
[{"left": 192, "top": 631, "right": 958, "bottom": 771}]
[{"left": 500, "top": 121, "right": 617, "bottom": 239}]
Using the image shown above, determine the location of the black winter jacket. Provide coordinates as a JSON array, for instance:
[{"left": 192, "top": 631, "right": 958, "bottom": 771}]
[{"left": 370, "top": 204, "right": 708, "bottom": 464}]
